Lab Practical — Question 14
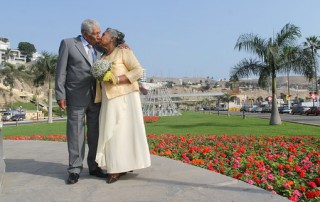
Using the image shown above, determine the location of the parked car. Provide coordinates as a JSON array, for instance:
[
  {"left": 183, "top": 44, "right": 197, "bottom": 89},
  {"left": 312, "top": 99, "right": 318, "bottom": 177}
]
[
  {"left": 10, "top": 114, "right": 26, "bottom": 121},
  {"left": 291, "top": 106, "right": 310, "bottom": 115},
  {"left": 261, "top": 106, "right": 272, "bottom": 113},
  {"left": 214, "top": 107, "right": 228, "bottom": 111},
  {"left": 278, "top": 107, "right": 284, "bottom": 113},
  {"left": 279, "top": 107, "right": 292, "bottom": 114},
  {"left": 305, "top": 107, "right": 320, "bottom": 116},
  {"left": 251, "top": 107, "right": 262, "bottom": 113},
  {"left": 1, "top": 110, "right": 26, "bottom": 121},
  {"left": 1, "top": 112, "right": 13, "bottom": 121}
]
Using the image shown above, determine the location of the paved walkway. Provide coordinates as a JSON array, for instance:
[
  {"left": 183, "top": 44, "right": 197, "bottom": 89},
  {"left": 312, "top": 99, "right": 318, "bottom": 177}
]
[{"left": 0, "top": 140, "right": 288, "bottom": 202}]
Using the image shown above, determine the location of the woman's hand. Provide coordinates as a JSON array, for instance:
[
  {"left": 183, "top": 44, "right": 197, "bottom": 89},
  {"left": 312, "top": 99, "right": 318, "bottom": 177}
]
[{"left": 118, "top": 43, "right": 130, "bottom": 49}]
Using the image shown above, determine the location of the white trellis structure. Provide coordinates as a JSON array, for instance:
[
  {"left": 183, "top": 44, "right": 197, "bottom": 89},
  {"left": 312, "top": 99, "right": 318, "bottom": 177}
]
[{"left": 140, "top": 82, "right": 180, "bottom": 116}]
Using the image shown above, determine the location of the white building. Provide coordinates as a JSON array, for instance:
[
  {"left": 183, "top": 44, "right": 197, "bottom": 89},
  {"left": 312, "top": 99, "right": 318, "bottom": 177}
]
[
  {"left": 0, "top": 39, "right": 27, "bottom": 65},
  {"left": 31, "top": 52, "right": 43, "bottom": 61},
  {"left": 139, "top": 68, "right": 147, "bottom": 82}
]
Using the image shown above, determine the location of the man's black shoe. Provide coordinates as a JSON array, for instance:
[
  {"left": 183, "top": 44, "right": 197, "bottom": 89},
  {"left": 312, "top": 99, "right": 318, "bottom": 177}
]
[
  {"left": 90, "top": 167, "right": 108, "bottom": 178},
  {"left": 67, "top": 173, "right": 79, "bottom": 184}
]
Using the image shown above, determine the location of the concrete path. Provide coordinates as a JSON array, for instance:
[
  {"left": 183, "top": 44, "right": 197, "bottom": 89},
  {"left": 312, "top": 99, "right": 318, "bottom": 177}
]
[{"left": 0, "top": 140, "right": 288, "bottom": 202}]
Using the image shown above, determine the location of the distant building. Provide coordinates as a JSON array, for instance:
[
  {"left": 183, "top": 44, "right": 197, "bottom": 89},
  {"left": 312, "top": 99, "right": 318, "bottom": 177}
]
[
  {"left": 139, "top": 68, "right": 147, "bottom": 82},
  {"left": 0, "top": 39, "right": 27, "bottom": 65},
  {"left": 31, "top": 52, "right": 43, "bottom": 61}
]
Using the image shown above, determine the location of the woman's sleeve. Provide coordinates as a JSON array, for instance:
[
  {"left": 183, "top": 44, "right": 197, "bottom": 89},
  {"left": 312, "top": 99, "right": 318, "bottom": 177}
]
[{"left": 122, "top": 49, "right": 143, "bottom": 83}]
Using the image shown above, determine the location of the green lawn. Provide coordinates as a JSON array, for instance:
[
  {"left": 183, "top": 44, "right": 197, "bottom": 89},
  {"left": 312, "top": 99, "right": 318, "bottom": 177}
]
[
  {"left": 4, "top": 101, "right": 37, "bottom": 111},
  {"left": 2, "top": 121, "right": 66, "bottom": 137},
  {"left": 145, "top": 111, "right": 319, "bottom": 136},
  {"left": 2, "top": 111, "right": 319, "bottom": 137}
]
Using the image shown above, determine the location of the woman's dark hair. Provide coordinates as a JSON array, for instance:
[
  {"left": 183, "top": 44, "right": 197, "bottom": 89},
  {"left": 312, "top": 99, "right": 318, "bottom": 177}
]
[{"left": 106, "top": 28, "right": 125, "bottom": 46}]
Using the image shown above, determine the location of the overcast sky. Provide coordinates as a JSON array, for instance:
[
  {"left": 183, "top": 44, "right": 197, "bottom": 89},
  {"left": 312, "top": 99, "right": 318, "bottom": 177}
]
[{"left": 1, "top": 0, "right": 320, "bottom": 80}]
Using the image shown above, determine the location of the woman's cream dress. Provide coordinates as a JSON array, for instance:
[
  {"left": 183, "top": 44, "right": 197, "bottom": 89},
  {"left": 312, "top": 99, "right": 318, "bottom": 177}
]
[{"left": 95, "top": 48, "right": 151, "bottom": 173}]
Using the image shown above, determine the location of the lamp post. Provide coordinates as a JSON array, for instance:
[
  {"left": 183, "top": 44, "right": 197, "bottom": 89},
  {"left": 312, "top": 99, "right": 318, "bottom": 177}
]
[
  {"left": 35, "top": 88, "right": 39, "bottom": 120},
  {"left": 36, "top": 101, "right": 39, "bottom": 120},
  {"left": 296, "top": 85, "right": 299, "bottom": 104}
]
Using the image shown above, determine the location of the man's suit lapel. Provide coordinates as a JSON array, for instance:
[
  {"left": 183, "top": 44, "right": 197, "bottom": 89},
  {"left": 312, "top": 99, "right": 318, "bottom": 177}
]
[{"left": 74, "top": 36, "right": 91, "bottom": 65}]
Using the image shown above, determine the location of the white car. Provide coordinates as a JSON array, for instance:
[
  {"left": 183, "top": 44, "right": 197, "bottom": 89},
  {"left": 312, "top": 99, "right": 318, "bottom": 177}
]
[{"left": 280, "top": 107, "right": 292, "bottom": 114}]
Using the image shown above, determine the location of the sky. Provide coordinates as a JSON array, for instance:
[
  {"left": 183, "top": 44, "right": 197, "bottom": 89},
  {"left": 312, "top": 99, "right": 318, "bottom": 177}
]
[{"left": 1, "top": 0, "right": 320, "bottom": 80}]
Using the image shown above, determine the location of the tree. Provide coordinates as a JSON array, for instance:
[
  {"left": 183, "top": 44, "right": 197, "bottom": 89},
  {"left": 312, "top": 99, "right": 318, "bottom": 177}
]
[
  {"left": 0, "top": 63, "right": 15, "bottom": 107},
  {"left": 218, "top": 93, "right": 234, "bottom": 116},
  {"left": 1, "top": 49, "right": 14, "bottom": 64},
  {"left": 31, "top": 51, "right": 57, "bottom": 123},
  {"left": 0, "top": 37, "right": 9, "bottom": 43},
  {"left": 283, "top": 46, "right": 299, "bottom": 96},
  {"left": 18, "top": 42, "right": 36, "bottom": 62},
  {"left": 303, "top": 36, "right": 320, "bottom": 106},
  {"left": 200, "top": 98, "right": 212, "bottom": 109},
  {"left": 232, "top": 23, "right": 311, "bottom": 125}
]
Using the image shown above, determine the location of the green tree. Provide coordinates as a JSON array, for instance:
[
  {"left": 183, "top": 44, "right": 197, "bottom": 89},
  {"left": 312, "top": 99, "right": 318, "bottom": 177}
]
[
  {"left": 1, "top": 49, "right": 14, "bottom": 64},
  {"left": 283, "top": 46, "right": 299, "bottom": 96},
  {"left": 0, "top": 63, "right": 15, "bottom": 107},
  {"left": 18, "top": 42, "right": 36, "bottom": 62},
  {"left": 0, "top": 37, "right": 9, "bottom": 43},
  {"left": 232, "top": 23, "right": 311, "bottom": 125},
  {"left": 218, "top": 93, "right": 235, "bottom": 116},
  {"left": 303, "top": 36, "right": 320, "bottom": 105},
  {"left": 31, "top": 51, "right": 57, "bottom": 123}
]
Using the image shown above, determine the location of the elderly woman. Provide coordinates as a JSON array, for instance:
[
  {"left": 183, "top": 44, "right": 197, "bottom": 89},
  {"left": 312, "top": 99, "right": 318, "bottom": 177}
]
[{"left": 94, "top": 28, "right": 151, "bottom": 184}]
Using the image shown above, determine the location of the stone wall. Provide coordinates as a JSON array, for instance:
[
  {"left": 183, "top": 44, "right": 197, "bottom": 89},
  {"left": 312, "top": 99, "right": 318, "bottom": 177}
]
[{"left": 0, "top": 122, "right": 4, "bottom": 190}]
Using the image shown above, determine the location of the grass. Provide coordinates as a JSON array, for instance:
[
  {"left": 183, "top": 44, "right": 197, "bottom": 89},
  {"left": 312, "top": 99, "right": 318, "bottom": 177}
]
[
  {"left": 2, "top": 111, "right": 319, "bottom": 137},
  {"left": 2, "top": 121, "right": 66, "bottom": 137},
  {"left": 4, "top": 101, "right": 37, "bottom": 111},
  {"left": 145, "top": 111, "right": 319, "bottom": 136}
]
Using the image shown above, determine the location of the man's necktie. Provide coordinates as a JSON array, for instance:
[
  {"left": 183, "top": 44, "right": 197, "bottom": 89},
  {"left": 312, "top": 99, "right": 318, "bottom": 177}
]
[
  {"left": 88, "top": 44, "right": 97, "bottom": 97},
  {"left": 87, "top": 44, "right": 94, "bottom": 65}
]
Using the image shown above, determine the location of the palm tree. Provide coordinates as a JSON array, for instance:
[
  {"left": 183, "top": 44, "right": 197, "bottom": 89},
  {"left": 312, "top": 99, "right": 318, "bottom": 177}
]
[
  {"left": 282, "top": 46, "right": 306, "bottom": 106},
  {"left": 1, "top": 49, "right": 13, "bottom": 64},
  {"left": 232, "top": 23, "right": 311, "bottom": 125},
  {"left": 283, "top": 46, "right": 298, "bottom": 96},
  {"left": 303, "top": 36, "right": 320, "bottom": 105},
  {"left": 219, "top": 93, "right": 234, "bottom": 116},
  {"left": 31, "top": 51, "right": 58, "bottom": 123}
]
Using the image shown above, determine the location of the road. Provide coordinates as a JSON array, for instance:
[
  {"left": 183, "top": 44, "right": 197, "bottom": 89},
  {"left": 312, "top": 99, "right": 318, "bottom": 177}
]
[
  {"left": 2, "top": 112, "right": 319, "bottom": 127},
  {"left": 2, "top": 117, "right": 67, "bottom": 126},
  {"left": 200, "top": 110, "right": 320, "bottom": 126}
]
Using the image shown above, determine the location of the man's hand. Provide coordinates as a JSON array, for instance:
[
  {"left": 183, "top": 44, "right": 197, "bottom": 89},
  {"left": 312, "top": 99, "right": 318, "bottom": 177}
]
[{"left": 57, "top": 99, "right": 67, "bottom": 111}]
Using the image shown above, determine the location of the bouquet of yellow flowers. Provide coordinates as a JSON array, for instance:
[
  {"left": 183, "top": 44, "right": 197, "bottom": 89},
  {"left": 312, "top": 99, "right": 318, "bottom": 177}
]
[{"left": 91, "top": 60, "right": 116, "bottom": 84}]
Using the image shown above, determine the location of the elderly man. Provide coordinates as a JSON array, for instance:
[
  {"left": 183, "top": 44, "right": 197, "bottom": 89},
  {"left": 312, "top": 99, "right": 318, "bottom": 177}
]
[{"left": 55, "top": 19, "right": 106, "bottom": 184}]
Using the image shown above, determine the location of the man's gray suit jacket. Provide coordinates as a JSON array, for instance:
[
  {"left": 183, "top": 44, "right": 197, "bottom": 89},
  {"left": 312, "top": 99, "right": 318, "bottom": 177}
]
[{"left": 55, "top": 36, "right": 102, "bottom": 106}]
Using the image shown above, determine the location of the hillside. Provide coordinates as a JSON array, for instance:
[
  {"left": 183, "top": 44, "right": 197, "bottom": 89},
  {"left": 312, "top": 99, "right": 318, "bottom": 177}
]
[
  {"left": 150, "top": 75, "right": 311, "bottom": 99},
  {"left": 0, "top": 74, "right": 314, "bottom": 107},
  {"left": 0, "top": 75, "right": 49, "bottom": 107}
]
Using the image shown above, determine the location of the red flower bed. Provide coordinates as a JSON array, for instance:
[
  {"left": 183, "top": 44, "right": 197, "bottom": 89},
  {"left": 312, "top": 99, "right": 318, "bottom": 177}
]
[
  {"left": 143, "top": 116, "right": 160, "bottom": 123},
  {"left": 4, "top": 133, "right": 320, "bottom": 201},
  {"left": 4, "top": 134, "right": 67, "bottom": 142},
  {"left": 147, "top": 134, "right": 320, "bottom": 201}
]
